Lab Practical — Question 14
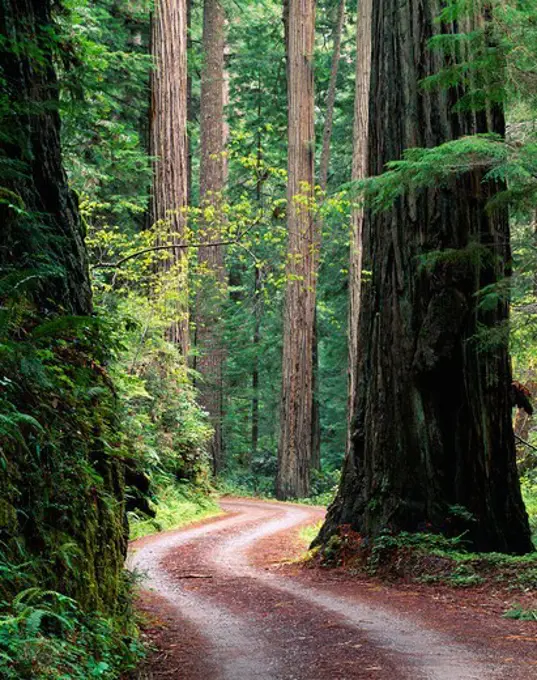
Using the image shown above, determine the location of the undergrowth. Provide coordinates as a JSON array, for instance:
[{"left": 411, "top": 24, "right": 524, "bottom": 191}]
[
  {"left": 504, "top": 604, "right": 537, "bottom": 621},
  {"left": 0, "top": 551, "right": 145, "bottom": 679},
  {"left": 522, "top": 478, "right": 537, "bottom": 544},
  {"left": 216, "top": 467, "right": 339, "bottom": 507},
  {"left": 129, "top": 482, "right": 221, "bottom": 540},
  {"left": 318, "top": 526, "right": 537, "bottom": 591}
]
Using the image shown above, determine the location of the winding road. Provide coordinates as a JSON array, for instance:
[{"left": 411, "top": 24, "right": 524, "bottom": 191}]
[{"left": 129, "top": 500, "right": 536, "bottom": 680}]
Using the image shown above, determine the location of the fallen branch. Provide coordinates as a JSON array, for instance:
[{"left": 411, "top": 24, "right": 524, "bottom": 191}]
[{"left": 175, "top": 573, "right": 213, "bottom": 579}]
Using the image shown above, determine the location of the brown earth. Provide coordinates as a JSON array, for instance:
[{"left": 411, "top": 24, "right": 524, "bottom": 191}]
[{"left": 129, "top": 499, "right": 536, "bottom": 680}]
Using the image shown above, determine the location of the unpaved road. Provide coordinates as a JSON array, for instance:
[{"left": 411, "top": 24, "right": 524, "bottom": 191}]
[{"left": 129, "top": 500, "right": 537, "bottom": 680}]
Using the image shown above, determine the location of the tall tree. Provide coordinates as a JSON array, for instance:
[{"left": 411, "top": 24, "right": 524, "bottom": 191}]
[
  {"left": 277, "top": 0, "right": 317, "bottom": 499},
  {"left": 196, "top": 0, "right": 227, "bottom": 472},
  {"left": 151, "top": 0, "right": 190, "bottom": 356},
  {"left": 318, "top": 0, "right": 346, "bottom": 193},
  {"left": 346, "top": 0, "right": 372, "bottom": 454},
  {"left": 312, "top": 0, "right": 347, "bottom": 471},
  {"left": 320, "top": 0, "right": 533, "bottom": 553},
  {"left": 0, "top": 1, "right": 91, "bottom": 316},
  {"left": 0, "top": 0, "right": 127, "bottom": 608}
]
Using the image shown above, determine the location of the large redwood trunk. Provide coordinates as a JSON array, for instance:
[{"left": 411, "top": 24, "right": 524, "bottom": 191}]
[
  {"left": 276, "top": 0, "right": 317, "bottom": 500},
  {"left": 0, "top": 0, "right": 127, "bottom": 610},
  {"left": 0, "top": 0, "right": 91, "bottom": 315},
  {"left": 320, "top": 0, "right": 533, "bottom": 553},
  {"left": 151, "top": 0, "right": 190, "bottom": 356},
  {"left": 196, "top": 0, "right": 227, "bottom": 473}
]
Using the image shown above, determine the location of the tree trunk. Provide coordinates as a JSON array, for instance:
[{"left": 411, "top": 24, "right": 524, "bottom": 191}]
[
  {"left": 251, "top": 263, "right": 262, "bottom": 464},
  {"left": 346, "top": 0, "right": 372, "bottom": 455},
  {"left": 0, "top": 1, "right": 91, "bottom": 316},
  {"left": 320, "top": 0, "right": 533, "bottom": 554},
  {"left": 187, "top": 0, "right": 193, "bottom": 205},
  {"left": 276, "top": 0, "right": 317, "bottom": 500},
  {"left": 318, "top": 0, "right": 345, "bottom": 192},
  {"left": 196, "top": 0, "right": 227, "bottom": 473},
  {"left": 151, "top": 0, "right": 190, "bottom": 356},
  {"left": 0, "top": 0, "right": 127, "bottom": 609},
  {"left": 311, "top": 309, "right": 321, "bottom": 471},
  {"left": 311, "top": 0, "right": 346, "bottom": 472}
]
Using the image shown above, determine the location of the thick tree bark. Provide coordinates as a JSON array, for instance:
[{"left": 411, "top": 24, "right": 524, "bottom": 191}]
[
  {"left": 277, "top": 0, "right": 317, "bottom": 500},
  {"left": 320, "top": 0, "right": 533, "bottom": 553},
  {"left": 346, "top": 0, "right": 372, "bottom": 455},
  {"left": 151, "top": 0, "right": 190, "bottom": 356},
  {"left": 0, "top": 0, "right": 127, "bottom": 609},
  {"left": 196, "top": 0, "right": 227, "bottom": 473},
  {"left": 0, "top": 1, "right": 91, "bottom": 316}
]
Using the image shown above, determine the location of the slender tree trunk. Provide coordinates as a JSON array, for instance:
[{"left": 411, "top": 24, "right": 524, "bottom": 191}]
[
  {"left": 187, "top": 0, "right": 193, "bottom": 204},
  {"left": 151, "top": 0, "right": 190, "bottom": 356},
  {"left": 251, "top": 263, "right": 262, "bottom": 463},
  {"left": 197, "top": 0, "right": 227, "bottom": 473},
  {"left": 311, "top": 0, "right": 346, "bottom": 472},
  {"left": 320, "top": 0, "right": 533, "bottom": 554},
  {"left": 251, "top": 113, "right": 264, "bottom": 465},
  {"left": 346, "top": 0, "right": 372, "bottom": 455},
  {"left": 318, "top": 0, "right": 345, "bottom": 191},
  {"left": 277, "top": 0, "right": 317, "bottom": 500},
  {"left": 311, "top": 309, "right": 321, "bottom": 471}
]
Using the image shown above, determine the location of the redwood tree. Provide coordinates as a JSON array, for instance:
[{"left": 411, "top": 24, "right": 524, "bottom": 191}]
[
  {"left": 346, "top": 0, "right": 372, "bottom": 454},
  {"left": 0, "top": 0, "right": 127, "bottom": 609},
  {"left": 151, "top": 0, "right": 190, "bottom": 356},
  {"left": 320, "top": 0, "right": 533, "bottom": 553},
  {"left": 196, "top": 0, "right": 227, "bottom": 472},
  {"left": 277, "top": 0, "right": 317, "bottom": 499}
]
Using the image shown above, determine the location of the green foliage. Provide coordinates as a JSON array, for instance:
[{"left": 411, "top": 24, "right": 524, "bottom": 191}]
[
  {"left": 57, "top": 0, "right": 152, "bottom": 231},
  {"left": 298, "top": 521, "right": 324, "bottom": 546},
  {"left": 504, "top": 605, "right": 537, "bottom": 621},
  {"left": 0, "top": 557, "right": 144, "bottom": 679},
  {"left": 521, "top": 479, "right": 537, "bottom": 544},
  {"left": 129, "top": 484, "right": 220, "bottom": 540},
  {"left": 319, "top": 526, "right": 537, "bottom": 591}
]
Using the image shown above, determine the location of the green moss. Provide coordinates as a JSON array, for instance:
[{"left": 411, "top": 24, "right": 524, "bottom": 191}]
[{"left": 0, "top": 318, "right": 128, "bottom": 614}]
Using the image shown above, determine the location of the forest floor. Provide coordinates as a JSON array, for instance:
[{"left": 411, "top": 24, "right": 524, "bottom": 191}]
[{"left": 129, "top": 499, "right": 537, "bottom": 680}]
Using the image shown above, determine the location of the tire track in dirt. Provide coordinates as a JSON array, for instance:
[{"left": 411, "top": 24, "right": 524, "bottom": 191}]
[{"left": 130, "top": 499, "right": 517, "bottom": 680}]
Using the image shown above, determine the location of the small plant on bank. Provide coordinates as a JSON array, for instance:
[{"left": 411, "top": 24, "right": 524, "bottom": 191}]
[{"left": 504, "top": 605, "right": 537, "bottom": 621}]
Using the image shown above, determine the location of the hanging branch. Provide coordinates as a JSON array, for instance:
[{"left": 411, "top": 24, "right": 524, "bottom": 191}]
[
  {"left": 92, "top": 220, "right": 261, "bottom": 269},
  {"left": 515, "top": 433, "right": 537, "bottom": 453}
]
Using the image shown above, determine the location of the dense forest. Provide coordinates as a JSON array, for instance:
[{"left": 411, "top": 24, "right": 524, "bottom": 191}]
[{"left": 1, "top": 0, "right": 536, "bottom": 677}]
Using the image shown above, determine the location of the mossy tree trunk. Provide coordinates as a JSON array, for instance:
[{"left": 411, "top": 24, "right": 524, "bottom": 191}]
[
  {"left": 320, "top": 0, "right": 533, "bottom": 554},
  {"left": 0, "top": 0, "right": 128, "bottom": 610},
  {"left": 0, "top": 0, "right": 91, "bottom": 315}
]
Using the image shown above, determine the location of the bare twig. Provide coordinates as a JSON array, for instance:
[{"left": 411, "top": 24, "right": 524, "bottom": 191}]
[
  {"left": 515, "top": 433, "right": 537, "bottom": 453},
  {"left": 92, "top": 219, "right": 262, "bottom": 269}
]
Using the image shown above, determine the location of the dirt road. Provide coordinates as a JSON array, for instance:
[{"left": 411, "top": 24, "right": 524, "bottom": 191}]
[{"left": 129, "top": 499, "right": 536, "bottom": 680}]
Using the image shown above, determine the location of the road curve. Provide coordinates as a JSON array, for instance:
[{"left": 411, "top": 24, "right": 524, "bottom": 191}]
[{"left": 129, "top": 500, "right": 509, "bottom": 680}]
